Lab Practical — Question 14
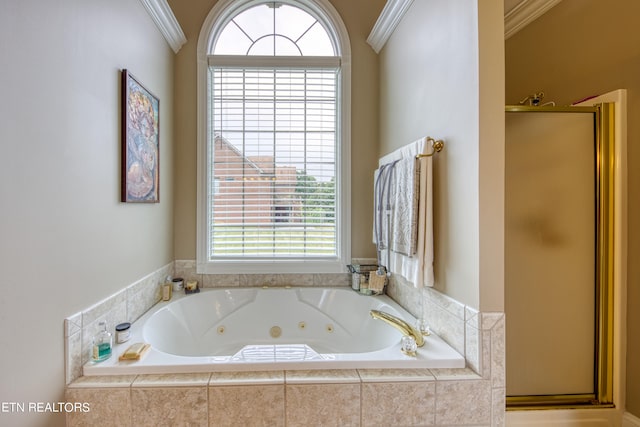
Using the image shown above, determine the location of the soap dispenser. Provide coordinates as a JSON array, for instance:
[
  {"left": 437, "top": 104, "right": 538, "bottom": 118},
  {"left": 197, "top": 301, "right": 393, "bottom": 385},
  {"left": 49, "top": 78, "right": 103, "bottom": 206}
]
[{"left": 92, "top": 321, "right": 112, "bottom": 362}]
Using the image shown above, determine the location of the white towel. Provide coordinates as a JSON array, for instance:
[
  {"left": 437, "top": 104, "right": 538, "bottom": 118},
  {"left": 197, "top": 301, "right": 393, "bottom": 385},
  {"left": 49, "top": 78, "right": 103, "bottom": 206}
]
[
  {"left": 373, "top": 158, "right": 419, "bottom": 256},
  {"left": 373, "top": 162, "right": 394, "bottom": 253},
  {"left": 374, "top": 137, "right": 435, "bottom": 288},
  {"left": 390, "top": 156, "right": 420, "bottom": 256}
]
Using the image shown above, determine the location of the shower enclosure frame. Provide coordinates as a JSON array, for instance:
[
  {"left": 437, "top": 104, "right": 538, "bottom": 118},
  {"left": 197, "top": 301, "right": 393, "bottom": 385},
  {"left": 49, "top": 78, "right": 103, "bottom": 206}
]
[{"left": 505, "top": 104, "right": 616, "bottom": 410}]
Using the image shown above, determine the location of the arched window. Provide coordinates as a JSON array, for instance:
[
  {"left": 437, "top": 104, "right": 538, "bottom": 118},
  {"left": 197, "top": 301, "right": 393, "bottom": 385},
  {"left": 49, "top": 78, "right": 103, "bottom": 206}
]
[
  {"left": 214, "top": 2, "right": 335, "bottom": 56},
  {"left": 196, "top": 0, "right": 351, "bottom": 274}
]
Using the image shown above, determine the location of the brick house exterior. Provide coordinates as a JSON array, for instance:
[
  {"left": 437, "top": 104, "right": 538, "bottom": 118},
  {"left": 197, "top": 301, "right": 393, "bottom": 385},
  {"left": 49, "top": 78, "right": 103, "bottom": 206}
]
[{"left": 212, "top": 135, "right": 301, "bottom": 224}]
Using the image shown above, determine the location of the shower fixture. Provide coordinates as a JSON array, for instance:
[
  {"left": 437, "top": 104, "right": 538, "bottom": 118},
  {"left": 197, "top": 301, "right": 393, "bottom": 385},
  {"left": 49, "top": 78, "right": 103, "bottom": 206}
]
[{"left": 519, "top": 91, "right": 556, "bottom": 107}]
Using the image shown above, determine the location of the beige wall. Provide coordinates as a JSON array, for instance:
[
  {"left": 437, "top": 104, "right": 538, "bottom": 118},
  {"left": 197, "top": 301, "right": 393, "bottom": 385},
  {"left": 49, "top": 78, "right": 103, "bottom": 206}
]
[
  {"left": 379, "top": 0, "right": 504, "bottom": 311},
  {"left": 505, "top": 0, "right": 640, "bottom": 415},
  {"left": 0, "top": 1, "right": 175, "bottom": 425},
  {"left": 169, "top": 0, "right": 385, "bottom": 261}
]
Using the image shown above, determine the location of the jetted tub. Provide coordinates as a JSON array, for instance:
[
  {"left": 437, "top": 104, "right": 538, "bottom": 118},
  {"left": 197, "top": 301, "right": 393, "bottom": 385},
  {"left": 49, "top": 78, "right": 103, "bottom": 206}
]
[{"left": 83, "top": 287, "right": 465, "bottom": 375}]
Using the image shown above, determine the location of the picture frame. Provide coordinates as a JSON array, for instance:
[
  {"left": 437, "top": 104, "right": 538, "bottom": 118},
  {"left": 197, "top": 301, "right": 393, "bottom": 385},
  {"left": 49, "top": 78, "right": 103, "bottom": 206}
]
[{"left": 121, "top": 69, "right": 160, "bottom": 203}]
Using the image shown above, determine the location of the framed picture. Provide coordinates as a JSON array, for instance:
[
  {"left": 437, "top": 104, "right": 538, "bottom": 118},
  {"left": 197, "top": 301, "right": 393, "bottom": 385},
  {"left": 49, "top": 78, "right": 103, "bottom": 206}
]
[{"left": 121, "top": 69, "right": 160, "bottom": 203}]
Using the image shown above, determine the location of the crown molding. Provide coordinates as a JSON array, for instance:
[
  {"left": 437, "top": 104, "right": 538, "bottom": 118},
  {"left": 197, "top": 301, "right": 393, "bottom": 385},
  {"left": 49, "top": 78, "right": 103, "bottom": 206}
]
[
  {"left": 504, "top": 0, "right": 562, "bottom": 39},
  {"left": 623, "top": 412, "right": 640, "bottom": 427},
  {"left": 368, "top": 0, "right": 563, "bottom": 50},
  {"left": 139, "top": 0, "right": 187, "bottom": 53},
  {"left": 366, "top": 0, "right": 414, "bottom": 54}
]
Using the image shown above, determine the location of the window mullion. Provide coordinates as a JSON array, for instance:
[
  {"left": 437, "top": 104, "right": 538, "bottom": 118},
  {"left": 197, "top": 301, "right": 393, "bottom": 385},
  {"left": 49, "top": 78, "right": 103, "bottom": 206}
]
[
  {"left": 242, "top": 68, "right": 247, "bottom": 256},
  {"left": 303, "top": 69, "right": 308, "bottom": 255},
  {"left": 272, "top": 4, "right": 276, "bottom": 56},
  {"left": 272, "top": 68, "right": 277, "bottom": 256}
]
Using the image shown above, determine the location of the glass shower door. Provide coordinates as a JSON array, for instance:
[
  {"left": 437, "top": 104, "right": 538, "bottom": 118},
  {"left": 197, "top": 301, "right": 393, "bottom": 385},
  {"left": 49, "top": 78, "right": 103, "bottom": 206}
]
[{"left": 505, "top": 105, "right": 614, "bottom": 407}]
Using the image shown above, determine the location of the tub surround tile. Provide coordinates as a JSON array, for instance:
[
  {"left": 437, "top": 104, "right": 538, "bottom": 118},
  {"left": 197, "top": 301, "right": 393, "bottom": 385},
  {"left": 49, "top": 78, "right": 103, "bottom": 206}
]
[
  {"left": 209, "top": 384, "right": 285, "bottom": 427},
  {"left": 65, "top": 325, "right": 83, "bottom": 385},
  {"left": 240, "top": 274, "right": 278, "bottom": 287},
  {"left": 490, "top": 315, "right": 506, "bottom": 388},
  {"left": 126, "top": 266, "right": 167, "bottom": 323},
  {"left": 66, "top": 387, "right": 132, "bottom": 427},
  {"left": 82, "top": 288, "right": 128, "bottom": 326},
  {"left": 492, "top": 386, "right": 506, "bottom": 426},
  {"left": 66, "top": 312, "right": 82, "bottom": 337},
  {"left": 173, "top": 259, "right": 198, "bottom": 282},
  {"left": 279, "top": 273, "right": 315, "bottom": 287},
  {"left": 64, "top": 260, "right": 506, "bottom": 425},
  {"left": 465, "top": 318, "right": 482, "bottom": 374},
  {"left": 174, "top": 259, "right": 352, "bottom": 288},
  {"left": 357, "top": 368, "right": 435, "bottom": 383},
  {"left": 68, "top": 374, "right": 137, "bottom": 388},
  {"left": 126, "top": 285, "right": 160, "bottom": 325},
  {"left": 125, "top": 264, "right": 164, "bottom": 296},
  {"left": 238, "top": 273, "right": 317, "bottom": 287},
  {"left": 81, "top": 293, "right": 128, "bottom": 366},
  {"left": 210, "top": 370, "right": 284, "bottom": 386},
  {"left": 425, "top": 299, "right": 465, "bottom": 356},
  {"left": 386, "top": 274, "right": 422, "bottom": 318},
  {"left": 132, "top": 372, "right": 211, "bottom": 387},
  {"left": 389, "top": 272, "right": 500, "bottom": 383},
  {"left": 465, "top": 305, "right": 480, "bottom": 327},
  {"left": 285, "top": 383, "right": 360, "bottom": 427},
  {"left": 425, "top": 287, "right": 466, "bottom": 320},
  {"left": 429, "top": 367, "right": 482, "bottom": 381},
  {"left": 435, "top": 379, "right": 492, "bottom": 425},
  {"left": 361, "top": 381, "right": 436, "bottom": 426},
  {"left": 131, "top": 386, "right": 208, "bottom": 427},
  {"left": 285, "top": 369, "right": 360, "bottom": 384},
  {"left": 313, "top": 272, "right": 350, "bottom": 287},
  {"left": 202, "top": 273, "right": 240, "bottom": 288},
  {"left": 480, "top": 322, "right": 493, "bottom": 379},
  {"left": 64, "top": 262, "right": 173, "bottom": 384},
  {"left": 481, "top": 311, "right": 504, "bottom": 330}
]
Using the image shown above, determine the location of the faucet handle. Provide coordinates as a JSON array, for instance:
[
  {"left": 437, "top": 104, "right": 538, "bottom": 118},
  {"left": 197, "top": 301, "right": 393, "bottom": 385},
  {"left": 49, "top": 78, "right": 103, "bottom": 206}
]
[
  {"left": 401, "top": 336, "right": 417, "bottom": 357},
  {"left": 416, "top": 319, "right": 431, "bottom": 336}
]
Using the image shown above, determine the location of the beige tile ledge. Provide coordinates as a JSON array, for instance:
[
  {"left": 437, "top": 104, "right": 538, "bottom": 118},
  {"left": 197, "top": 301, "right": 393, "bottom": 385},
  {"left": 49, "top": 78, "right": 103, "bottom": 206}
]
[
  {"left": 210, "top": 370, "right": 284, "bottom": 385},
  {"left": 357, "top": 368, "right": 435, "bottom": 382},
  {"left": 429, "top": 367, "right": 482, "bottom": 381},
  {"left": 68, "top": 366, "right": 482, "bottom": 389},
  {"left": 66, "top": 374, "right": 138, "bottom": 388},
  {"left": 132, "top": 372, "right": 211, "bottom": 387},
  {"left": 285, "top": 369, "right": 360, "bottom": 384}
]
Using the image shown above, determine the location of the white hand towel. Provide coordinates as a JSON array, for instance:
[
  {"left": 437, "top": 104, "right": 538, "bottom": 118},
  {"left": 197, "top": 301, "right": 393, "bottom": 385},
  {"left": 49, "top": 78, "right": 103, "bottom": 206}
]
[{"left": 389, "top": 156, "right": 420, "bottom": 256}]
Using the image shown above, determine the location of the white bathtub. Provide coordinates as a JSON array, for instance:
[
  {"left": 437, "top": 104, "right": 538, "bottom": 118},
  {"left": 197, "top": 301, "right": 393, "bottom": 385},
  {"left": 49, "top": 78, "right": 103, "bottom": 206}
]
[{"left": 83, "top": 287, "right": 465, "bottom": 375}]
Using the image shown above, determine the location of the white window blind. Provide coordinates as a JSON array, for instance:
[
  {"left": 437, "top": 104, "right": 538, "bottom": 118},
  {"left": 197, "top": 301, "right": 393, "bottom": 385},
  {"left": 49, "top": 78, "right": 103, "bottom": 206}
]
[{"left": 207, "top": 65, "right": 339, "bottom": 259}]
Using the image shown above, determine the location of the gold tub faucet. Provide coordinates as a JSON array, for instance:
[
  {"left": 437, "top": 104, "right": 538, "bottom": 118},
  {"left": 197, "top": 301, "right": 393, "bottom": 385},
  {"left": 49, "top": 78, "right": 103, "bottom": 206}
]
[{"left": 370, "top": 309, "right": 425, "bottom": 347}]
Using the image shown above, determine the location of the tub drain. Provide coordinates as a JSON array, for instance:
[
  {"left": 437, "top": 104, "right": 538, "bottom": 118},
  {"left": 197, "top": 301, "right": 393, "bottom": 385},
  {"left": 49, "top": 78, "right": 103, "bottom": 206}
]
[{"left": 270, "top": 326, "right": 282, "bottom": 338}]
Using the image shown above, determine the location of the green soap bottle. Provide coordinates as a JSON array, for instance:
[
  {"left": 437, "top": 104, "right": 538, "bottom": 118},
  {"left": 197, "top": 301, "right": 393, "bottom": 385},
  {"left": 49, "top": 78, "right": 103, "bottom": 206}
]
[{"left": 92, "top": 321, "right": 112, "bottom": 362}]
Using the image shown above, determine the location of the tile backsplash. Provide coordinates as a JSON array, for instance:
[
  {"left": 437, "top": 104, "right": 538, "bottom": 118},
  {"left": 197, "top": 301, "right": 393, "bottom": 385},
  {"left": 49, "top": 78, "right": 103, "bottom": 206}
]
[
  {"left": 64, "top": 262, "right": 172, "bottom": 384},
  {"left": 386, "top": 271, "right": 505, "bottom": 417},
  {"left": 174, "top": 259, "right": 351, "bottom": 288}
]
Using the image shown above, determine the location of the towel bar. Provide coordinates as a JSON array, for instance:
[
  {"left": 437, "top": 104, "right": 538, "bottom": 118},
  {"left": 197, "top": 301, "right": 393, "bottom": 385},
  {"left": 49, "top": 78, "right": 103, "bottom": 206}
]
[{"left": 415, "top": 137, "right": 444, "bottom": 159}]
